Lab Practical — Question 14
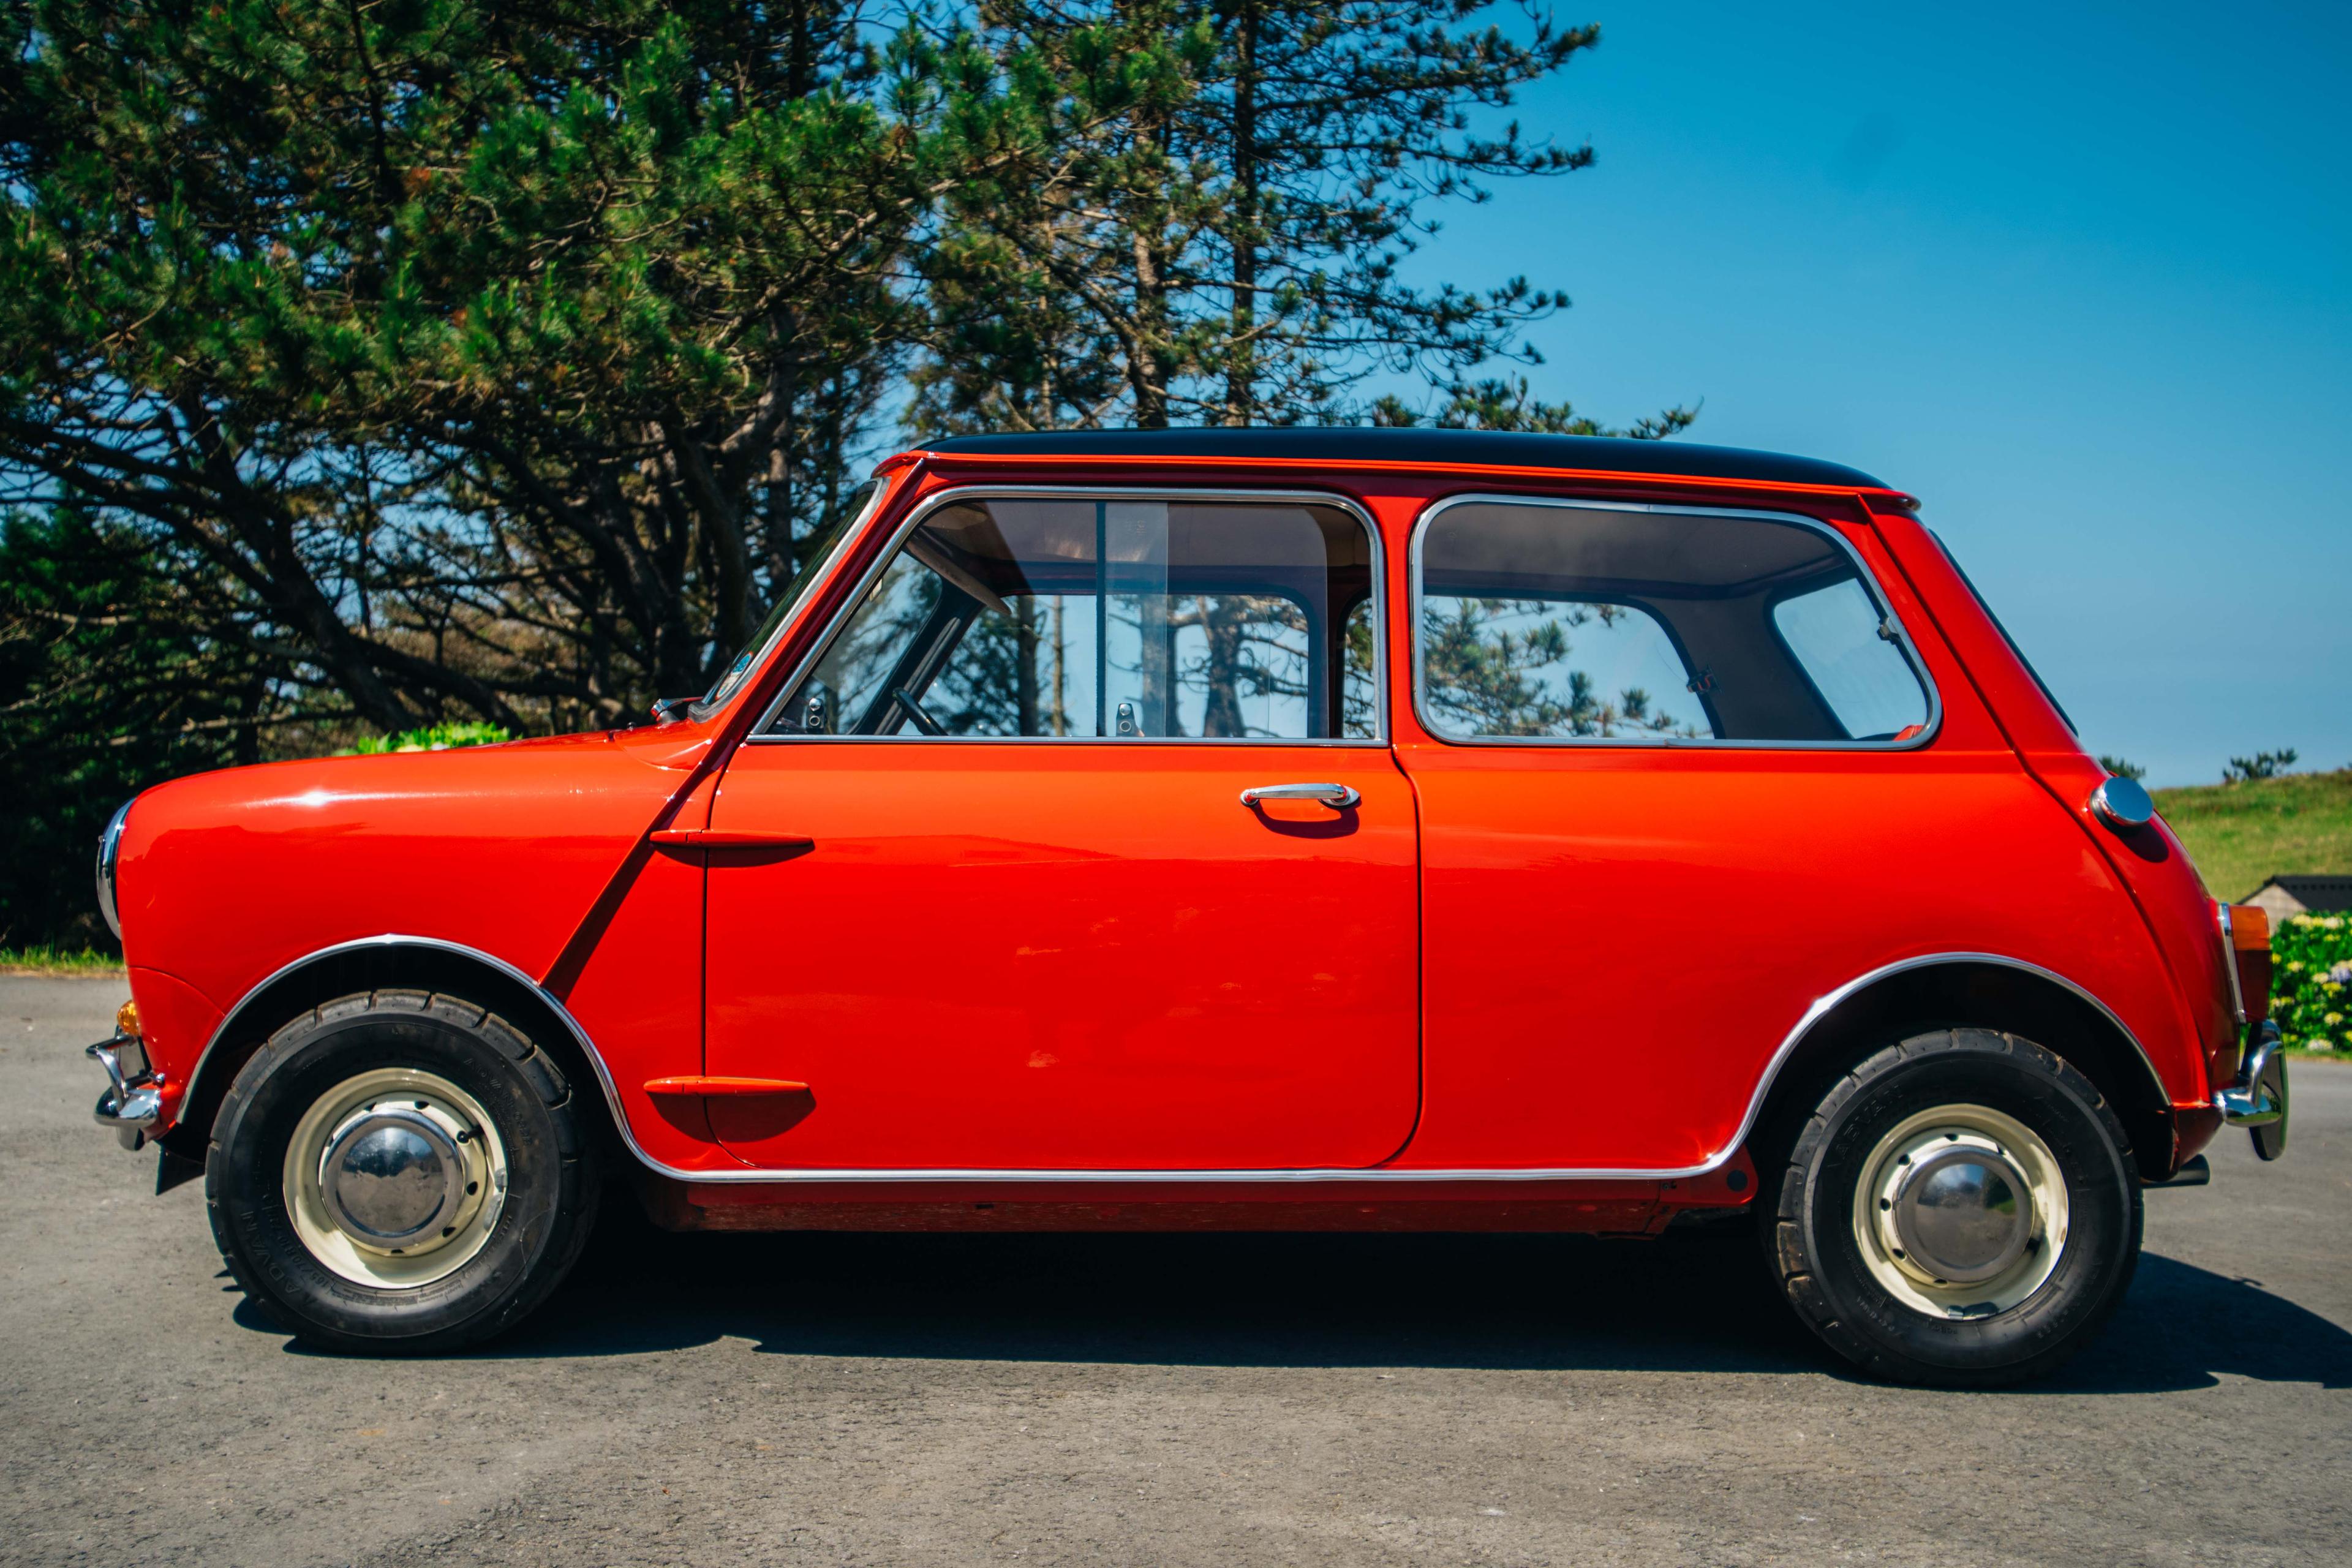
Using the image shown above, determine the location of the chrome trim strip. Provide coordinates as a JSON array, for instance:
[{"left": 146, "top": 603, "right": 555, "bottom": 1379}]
[
  {"left": 746, "top": 484, "right": 1390, "bottom": 745},
  {"left": 189, "top": 941, "right": 2169, "bottom": 1186},
  {"left": 181, "top": 935, "right": 632, "bottom": 1142},
  {"left": 2217, "top": 902, "right": 2247, "bottom": 1027},
  {"left": 744, "top": 734, "right": 1394, "bottom": 750},
  {"left": 690, "top": 478, "right": 893, "bottom": 723},
  {"left": 96, "top": 798, "right": 132, "bottom": 940},
  {"left": 1404, "top": 495, "right": 1944, "bottom": 750}
]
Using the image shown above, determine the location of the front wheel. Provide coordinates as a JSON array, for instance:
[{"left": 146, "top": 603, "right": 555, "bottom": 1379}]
[
  {"left": 1763, "top": 1028, "right": 2143, "bottom": 1387},
  {"left": 206, "top": 989, "right": 600, "bottom": 1353}
]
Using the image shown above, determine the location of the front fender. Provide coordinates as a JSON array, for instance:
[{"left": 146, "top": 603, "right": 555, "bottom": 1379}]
[{"left": 116, "top": 728, "right": 706, "bottom": 1112}]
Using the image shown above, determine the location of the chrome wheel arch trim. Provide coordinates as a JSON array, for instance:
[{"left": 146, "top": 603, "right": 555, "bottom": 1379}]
[
  {"left": 184, "top": 939, "right": 2171, "bottom": 1186},
  {"left": 180, "top": 935, "right": 632, "bottom": 1145},
  {"left": 1704, "top": 949, "right": 2173, "bottom": 1175}
]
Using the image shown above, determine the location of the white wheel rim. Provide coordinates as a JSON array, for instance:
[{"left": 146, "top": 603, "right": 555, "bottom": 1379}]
[
  {"left": 1849, "top": 1102, "right": 2070, "bottom": 1319},
  {"left": 282, "top": 1068, "right": 509, "bottom": 1288}
]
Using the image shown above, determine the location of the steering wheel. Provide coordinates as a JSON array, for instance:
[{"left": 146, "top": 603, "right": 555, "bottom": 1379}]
[{"left": 890, "top": 685, "right": 948, "bottom": 737}]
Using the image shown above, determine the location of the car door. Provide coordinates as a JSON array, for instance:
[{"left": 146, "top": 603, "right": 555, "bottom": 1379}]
[
  {"left": 699, "top": 488, "right": 1419, "bottom": 1170},
  {"left": 1391, "top": 496, "right": 2092, "bottom": 1173}
]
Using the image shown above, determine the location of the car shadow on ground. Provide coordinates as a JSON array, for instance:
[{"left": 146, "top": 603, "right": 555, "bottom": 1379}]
[{"left": 251, "top": 1205, "right": 2345, "bottom": 1390}]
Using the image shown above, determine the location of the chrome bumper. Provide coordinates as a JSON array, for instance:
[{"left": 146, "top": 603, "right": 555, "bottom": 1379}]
[
  {"left": 89, "top": 1032, "right": 163, "bottom": 1151},
  {"left": 2214, "top": 1020, "right": 2288, "bottom": 1161}
]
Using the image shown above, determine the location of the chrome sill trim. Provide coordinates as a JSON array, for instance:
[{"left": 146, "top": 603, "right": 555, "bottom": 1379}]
[
  {"left": 194, "top": 939, "right": 2169, "bottom": 1188},
  {"left": 666, "top": 1163, "right": 1722, "bottom": 1184},
  {"left": 741, "top": 735, "right": 1393, "bottom": 749}
]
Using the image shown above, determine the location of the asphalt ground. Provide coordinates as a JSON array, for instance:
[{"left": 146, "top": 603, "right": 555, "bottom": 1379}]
[{"left": 4, "top": 973, "right": 2349, "bottom": 1567}]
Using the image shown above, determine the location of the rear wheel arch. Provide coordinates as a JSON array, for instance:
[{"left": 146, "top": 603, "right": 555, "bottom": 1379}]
[
  {"left": 167, "top": 940, "right": 625, "bottom": 1174},
  {"left": 1746, "top": 957, "right": 2177, "bottom": 1185}
]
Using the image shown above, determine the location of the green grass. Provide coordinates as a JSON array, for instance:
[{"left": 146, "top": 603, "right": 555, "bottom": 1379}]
[
  {"left": 0, "top": 944, "right": 126, "bottom": 976},
  {"left": 2154, "top": 767, "right": 2352, "bottom": 903}
]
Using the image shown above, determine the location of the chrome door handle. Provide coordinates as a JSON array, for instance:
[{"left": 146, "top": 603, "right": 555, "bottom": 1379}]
[{"left": 1238, "top": 782, "right": 1360, "bottom": 809}]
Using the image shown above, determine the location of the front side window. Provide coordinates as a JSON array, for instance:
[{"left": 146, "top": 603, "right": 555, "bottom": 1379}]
[
  {"left": 772, "top": 495, "right": 1379, "bottom": 741},
  {"left": 1415, "top": 500, "right": 1931, "bottom": 744}
]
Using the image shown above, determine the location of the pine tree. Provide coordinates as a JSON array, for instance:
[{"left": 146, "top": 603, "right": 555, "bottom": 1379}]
[
  {"left": 910, "top": 0, "right": 1683, "bottom": 432},
  {"left": 0, "top": 0, "right": 936, "bottom": 730}
]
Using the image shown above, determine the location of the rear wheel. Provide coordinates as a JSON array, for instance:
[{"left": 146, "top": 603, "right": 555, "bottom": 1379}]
[
  {"left": 206, "top": 989, "right": 600, "bottom": 1354},
  {"left": 1763, "top": 1028, "right": 2141, "bottom": 1387}
]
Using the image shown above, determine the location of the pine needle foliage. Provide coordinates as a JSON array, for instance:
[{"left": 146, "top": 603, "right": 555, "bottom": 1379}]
[{"left": 0, "top": 0, "right": 1676, "bottom": 944}]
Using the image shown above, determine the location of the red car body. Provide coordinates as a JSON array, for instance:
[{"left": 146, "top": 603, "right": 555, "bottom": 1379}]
[{"left": 108, "top": 432, "right": 2255, "bottom": 1240}]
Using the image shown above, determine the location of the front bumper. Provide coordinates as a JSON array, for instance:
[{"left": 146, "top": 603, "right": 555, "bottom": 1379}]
[
  {"left": 88, "top": 1031, "right": 163, "bottom": 1151},
  {"left": 2214, "top": 1020, "right": 2288, "bottom": 1161}
]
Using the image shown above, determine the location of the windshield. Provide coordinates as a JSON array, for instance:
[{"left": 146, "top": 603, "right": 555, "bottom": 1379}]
[{"left": 693, "top": 479, "right": 886, "bottom": 715}]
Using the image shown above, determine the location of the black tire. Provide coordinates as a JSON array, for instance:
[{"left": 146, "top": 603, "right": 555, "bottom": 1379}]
[
  {"left": 1762, "top": 1028, "right": 2142, "bottom": 1388},
  {"left": 206, "top": 989, "right": 600, "bottom": 1354}
]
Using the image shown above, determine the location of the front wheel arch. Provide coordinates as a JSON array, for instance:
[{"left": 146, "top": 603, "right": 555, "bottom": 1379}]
[{"left": 169, "top": 941, "right": 626, "bottom": 1177}]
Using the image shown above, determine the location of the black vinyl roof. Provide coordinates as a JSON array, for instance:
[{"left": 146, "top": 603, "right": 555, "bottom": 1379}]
[{"left": 917, "top": 427, "right": 1889, "bottom": 490}]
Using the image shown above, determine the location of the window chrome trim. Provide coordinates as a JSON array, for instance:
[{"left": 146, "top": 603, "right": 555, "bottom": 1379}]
[
  {"left": 747, "top": 484, "right": 1390, "bottom": 746},
  {"left": 184, "top": 939, "right": 2170, "bottom": 1186},
  {"left": 690, "top": 478, "right": 892, "bottom": 723},
  {"left": 1406, "top": 494, "right": 1943, "bottom": 750}
]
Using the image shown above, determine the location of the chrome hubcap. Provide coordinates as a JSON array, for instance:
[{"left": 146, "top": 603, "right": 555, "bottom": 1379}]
[
  {"left": 282, "top": 1068, "right": 508, "bottom": 1289},
  {"left": 322, "top": 1107, "right": 465, "bottom": 1245},
  {"left": 1852, "top": 1102, "right": 2070, "bottom": 1318},
  {"left": 1890, "top": 1144, "right": 2032, "bottom": 1284}
]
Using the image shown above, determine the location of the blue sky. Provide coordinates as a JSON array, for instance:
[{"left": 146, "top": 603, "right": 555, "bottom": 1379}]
[{"left": 1426, "top": 0, "right": 2350, "bottom": 786}]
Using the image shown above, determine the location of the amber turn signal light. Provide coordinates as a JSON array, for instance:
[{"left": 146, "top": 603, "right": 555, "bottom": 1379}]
[
  {"left": 2226, "top": 904, "right": 2273, "bottom": 1024},
  {"left": 115, "top": 999, "right": 141, "bottom": 1039}
]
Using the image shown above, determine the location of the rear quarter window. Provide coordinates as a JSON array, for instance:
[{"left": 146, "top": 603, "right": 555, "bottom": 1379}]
[{"left": 1414, "top": 499, "right": 1934, "bottom": 745}]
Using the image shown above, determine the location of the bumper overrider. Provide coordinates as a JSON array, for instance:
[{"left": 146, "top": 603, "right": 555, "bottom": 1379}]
[
  {"left": 88, "top": 1003, "right": 164, "bottom": 1151},
  {"left": 2215, "top": 1019, "right": 2288, "bottom": 1161}
]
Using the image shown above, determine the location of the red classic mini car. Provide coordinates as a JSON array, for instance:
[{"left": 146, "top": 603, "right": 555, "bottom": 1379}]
[{"left": 88, "top": 428, "right": 2288, "bottom": 1385}]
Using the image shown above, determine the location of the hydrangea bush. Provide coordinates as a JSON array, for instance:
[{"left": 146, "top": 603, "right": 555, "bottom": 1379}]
[{"left": 2274, "top": 913, "right": 2352, "bottom": 1052}]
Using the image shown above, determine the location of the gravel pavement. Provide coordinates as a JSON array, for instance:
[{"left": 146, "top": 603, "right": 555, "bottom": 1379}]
[{"left": 4, "top": 973, "right": 2349, "bottom": 1567}]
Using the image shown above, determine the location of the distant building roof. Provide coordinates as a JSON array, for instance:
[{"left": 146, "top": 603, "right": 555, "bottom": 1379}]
[
  {"left": 2242, "top": 875, "right": 2352, "bottom": 913},
  {"left": 915, "top": 428, "right": 1891, "bottom": 491}
]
